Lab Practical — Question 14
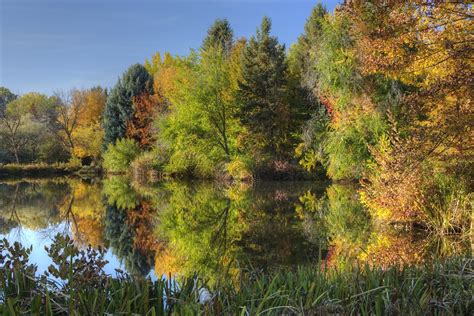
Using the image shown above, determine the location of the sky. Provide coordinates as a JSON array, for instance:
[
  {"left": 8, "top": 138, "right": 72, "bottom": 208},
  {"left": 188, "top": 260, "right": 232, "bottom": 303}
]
[{"left": 0, "top": 0, "right": 340, "bottom": 95}]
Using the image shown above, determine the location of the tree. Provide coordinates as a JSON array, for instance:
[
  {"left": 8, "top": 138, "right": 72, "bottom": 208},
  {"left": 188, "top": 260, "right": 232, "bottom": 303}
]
[
  {"left": 0, "top": 87, "right": 17, "bottom": 112},
  {"left": 201, "top": 18, "right": 234, "bottom": 54},
  {"left": 237, "top": 17, "right": 291, "bottom": 157},
  {"left": 103, "top": 64, "right": 153, "bottom": 147},
  {"left": 350, "top": 1, "right": 474, "bottom": 224},
  {"left": 103, "top": 138, "right": 141, "bottom": 173},
  {"left": 156, "top": 24, "right": 243, "bottom": 177},
  {"left": 296, "top": 6, "right": 388, "bottom": 180},
  {"left": 290, "top": 2, "right": 327, "bottom": 87},
  {"left": 0, "top": 88, "right": 18, "bottom": 162},
  {"left": 53, "top": 89, "right": 85, "bottom": 154},
  {"left": 0, "top": 93, "right": 58, "bottom": 163},
  {"left": 72, "top": 87, "right": 107, "bottom": 162},
  {"left": 126, "top": 93, "right": 157, "bottom": 150},
  {"left": 0, "top": 102, "right": 28, "bottom": 163}
]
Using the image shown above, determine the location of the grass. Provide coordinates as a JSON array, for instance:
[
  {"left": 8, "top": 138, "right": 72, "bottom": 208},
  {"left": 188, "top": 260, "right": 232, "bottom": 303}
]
[
  {"left": 0, "top": 162, "right": 80, "bottom": 178},
  {"left": 0, "top": 162, "right": 102, "bottom": 179},
  {"left": 1, "top": 236, "right": 473, "bottom": 315}
]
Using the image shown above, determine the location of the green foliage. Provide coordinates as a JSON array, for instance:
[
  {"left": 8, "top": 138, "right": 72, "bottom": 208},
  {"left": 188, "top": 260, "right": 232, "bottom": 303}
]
[
  {"left": 237, "top": 17, "right": 291, "bottom": 157},
  {"left": 130, "top": 151, "right": 161, "bottom": 183},
  {"left": 103, "top": 138, "right": 140, "bottom": 173},
  {"left": 295, "top": 9, "right": 389, "bottom": 180},
  {"left": 103, "top": 64, "right": 153, "bottom": 147},
  {"left": 421, "top": 174, "right": 473, "bottom": 234},
  {"left": 201, "top": 18, "right": 234, "bottom": 53},
  {"left": 0, "top": 92, "right": 66, "bottom": 164},
  {"left": 226, "top": 154, "right": 254, "bottom": 181},
  {"left": 157, "top": 34, "right": 243, "bottom": 178},
  {"left": 0, "top": 87, "right": 17, "bottom": 111},
  {"left": 102, "top": 175, "right": 140, "bottom": 209}
]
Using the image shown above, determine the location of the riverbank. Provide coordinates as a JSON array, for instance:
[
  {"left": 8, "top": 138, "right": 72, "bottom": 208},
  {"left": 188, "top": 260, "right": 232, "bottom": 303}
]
[
  {"left": 1, "top": 236, "right": 472, "bottom": 315},
  {"left": 0, "top": 163, "right": 101, "bottom": 179}
]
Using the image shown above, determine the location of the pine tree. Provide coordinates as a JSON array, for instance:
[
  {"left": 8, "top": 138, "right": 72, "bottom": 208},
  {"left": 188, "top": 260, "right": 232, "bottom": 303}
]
[
  {"left": 237, "top": 17, "right": 289, "bottom": 157},
  {"left": 103, "top": 64, "right": 153, "bottom": 147},
  {"left": 201, "top": 18, "right": 234, "bottom": 54}
]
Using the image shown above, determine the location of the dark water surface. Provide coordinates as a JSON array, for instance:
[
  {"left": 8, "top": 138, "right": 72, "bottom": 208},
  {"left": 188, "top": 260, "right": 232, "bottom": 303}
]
[{"left": 0, "top": 177, "right": 471, "bottom": 281}]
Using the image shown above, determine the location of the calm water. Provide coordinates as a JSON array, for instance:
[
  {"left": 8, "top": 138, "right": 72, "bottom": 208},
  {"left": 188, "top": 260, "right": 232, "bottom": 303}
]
[{"left": 0, "top": 177, "right": 471, "bottom": 281}]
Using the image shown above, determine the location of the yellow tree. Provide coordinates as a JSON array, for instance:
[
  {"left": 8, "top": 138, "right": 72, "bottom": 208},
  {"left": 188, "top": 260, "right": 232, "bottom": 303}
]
[
  {"left": 348, "top": 1, "right": 473, "bottom": 225},
  {"left": 71, "top": 87, "right": 106, "bottom": 162}
]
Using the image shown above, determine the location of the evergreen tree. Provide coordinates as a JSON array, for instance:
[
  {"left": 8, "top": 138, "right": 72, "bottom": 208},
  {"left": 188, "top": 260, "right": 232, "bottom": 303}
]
[
  {"left": 201, "top": 18, "right": 234, "bottom": 54},
  {"left": 237, "top": 17, "right": 290, "bottom": 157},
  {"left": 294, "top": 3, "right": 327, "bottom": 87},
  {"left": 103, "top": 64, "right": 153, "bottom": 147}
]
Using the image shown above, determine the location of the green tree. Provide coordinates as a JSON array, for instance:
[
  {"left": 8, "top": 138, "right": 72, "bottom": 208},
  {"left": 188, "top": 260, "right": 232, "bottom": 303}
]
[
  {"left": 103, "top": 138, "right": 141, "bottom": 174},
  {"left": 237, "top": 17, "right": 290, "bottom": 157},
  {"left": 201, "top": 18, "right": 234, "bottom": 54},
  {"left": 103, "top": 64, "right": 153, "bottom": 147},
  {"left": 157, "top": 26, "right": 243, "bottom": 177},
  {"left": 0, "top": 92, "right": 61, "bottom": 163},
  {"left": 0, "top": 87, "right": 17, "bottom": 112}
]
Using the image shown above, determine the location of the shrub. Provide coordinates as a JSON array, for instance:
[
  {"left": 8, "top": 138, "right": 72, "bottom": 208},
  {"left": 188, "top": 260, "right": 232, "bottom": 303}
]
[
  {"left": 226, "top": 155, "right": 254, "bottom": 181},
  {"left": 131, "top": 151, "right": 161, "bottom": 183},
  {"left": 103, "top": 138, "right": 140, "bottom": 173}
]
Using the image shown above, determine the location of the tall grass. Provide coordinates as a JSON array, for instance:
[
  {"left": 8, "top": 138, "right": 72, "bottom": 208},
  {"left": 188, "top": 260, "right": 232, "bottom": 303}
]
[{"left": 1, "top": 236, "right": 473, "bottom": 315}]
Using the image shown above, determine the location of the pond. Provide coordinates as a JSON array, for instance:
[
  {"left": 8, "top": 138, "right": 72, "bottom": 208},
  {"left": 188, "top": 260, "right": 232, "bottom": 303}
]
[{"left": 0, "top": 177, "right": 471, "bottom": 282}]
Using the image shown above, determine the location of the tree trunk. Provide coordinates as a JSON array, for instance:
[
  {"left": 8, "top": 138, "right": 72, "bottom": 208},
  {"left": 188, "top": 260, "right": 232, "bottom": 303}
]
[{"left": 13, "top": 147, "right": 19, "bottom": 164}]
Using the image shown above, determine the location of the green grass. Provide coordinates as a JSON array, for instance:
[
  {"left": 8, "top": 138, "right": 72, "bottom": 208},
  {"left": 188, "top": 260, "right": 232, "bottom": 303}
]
[
  {"left": 0, "top": 162, "right": 81, "bottom": 178},
  {"left": 1, "top": 236, "right": 473, "bottom": 315},
  {"left": 0, "top": 162, "right": 103, "bottom": 179}
]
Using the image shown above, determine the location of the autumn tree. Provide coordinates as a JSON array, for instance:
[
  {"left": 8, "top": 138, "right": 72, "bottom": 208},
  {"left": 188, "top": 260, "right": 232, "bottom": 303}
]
[
  {"left": 126, "top": 93, "right": 157, "bottom": 150},
  {"left": 52, "top": 89, "right": 85, "bottom": 154},
  {"left": 154, "top": 20, "right": 245, "bottom": 177},
  {"left": 348, "top": 1, "right": 474, "bottom": 225},
  {"left": 72, "top": 87, "right": 107, "bottom": 162},
  {"left": 103, "top": 64, "right": 153, "bottom": 147}
]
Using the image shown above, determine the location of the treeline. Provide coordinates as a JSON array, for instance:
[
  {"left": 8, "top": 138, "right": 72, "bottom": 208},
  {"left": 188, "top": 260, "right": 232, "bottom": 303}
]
[
  {"left": 1, "top": 2, "right": 472, "bottom": 227},
  {"left": 100, "top": 16, "right": 314, "bottom": 180},
  {"left": 0, "top": 87, "right": 106, "bottom": 165}
]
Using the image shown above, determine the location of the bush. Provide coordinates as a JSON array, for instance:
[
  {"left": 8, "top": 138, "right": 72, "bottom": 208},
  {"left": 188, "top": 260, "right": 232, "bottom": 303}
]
[
  {"left": 226, "top": 155, "right": 254, "bottom": 181},
  {"left": 131, "top": 151, "right": 161, "bottom": 183},
  {"left": 103, "top": 138, "right": 140, "bottom": 173}
]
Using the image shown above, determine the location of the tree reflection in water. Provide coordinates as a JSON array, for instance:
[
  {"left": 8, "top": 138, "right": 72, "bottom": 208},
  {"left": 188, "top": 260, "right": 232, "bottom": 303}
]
[{"left": 0, "top": 177, "right": 471, "bottom": 280}]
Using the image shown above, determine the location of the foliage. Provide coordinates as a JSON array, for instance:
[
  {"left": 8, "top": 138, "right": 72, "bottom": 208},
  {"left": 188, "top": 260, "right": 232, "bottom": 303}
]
[
  {"left": 71, "top": 87, "right": 107, "bottom": 161},
  {"left": 0, "top": 92, "right": 66, "bottom": 164},
  {"left": 126, "top": 93, "right": 157, "bottom": 149},
  {"left": 156, "top": 23, "right": 244, "bottom": 178},
  {"left": 201, "top": 18, "right": 234, "bottom": 54},
  {"left": 350, "top": 1, "right": 474, "bottom": 224},
  {"left": 103, "top": 138, "right": 140, "bottom": 173},
  {"left": 1, "top": 237, "right": 473, "bottom": 315},
  {"left": 130, "top": 151, "right": 161, "bottom": 183},
  {"left": 237, "top": 17, "right": 292, "bottom": 158},
  {"left": 103, "top": 64, "right": 153, "bottom": 147}
]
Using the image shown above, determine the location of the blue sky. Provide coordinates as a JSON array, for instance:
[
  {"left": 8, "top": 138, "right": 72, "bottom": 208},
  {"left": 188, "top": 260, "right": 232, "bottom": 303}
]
[{"left": 1, "top": 0, "right": 340, "bottom": 95}]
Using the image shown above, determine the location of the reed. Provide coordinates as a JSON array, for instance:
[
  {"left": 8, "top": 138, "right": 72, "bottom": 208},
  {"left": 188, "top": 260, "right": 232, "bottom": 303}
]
[{"left": 1, "top": 236, "right": 473, "bottom": 315}]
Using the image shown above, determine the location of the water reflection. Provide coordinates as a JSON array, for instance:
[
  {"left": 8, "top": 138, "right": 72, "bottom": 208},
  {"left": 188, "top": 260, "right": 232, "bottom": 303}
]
[{"left": 0, "top": 177, "right": 471, "bottom": 280}]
